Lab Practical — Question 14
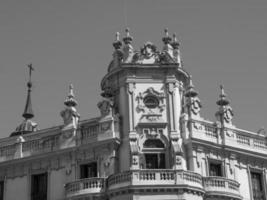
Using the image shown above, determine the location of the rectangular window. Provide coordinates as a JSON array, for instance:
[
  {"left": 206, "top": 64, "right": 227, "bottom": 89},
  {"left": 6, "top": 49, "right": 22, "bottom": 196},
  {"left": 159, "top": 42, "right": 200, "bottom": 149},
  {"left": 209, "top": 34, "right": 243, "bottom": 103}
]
[
  {"left": 250, "top": 172, "right": 265, "bottom": 200},
  {"left": 209, "top": 162, "right": 222, "bottom": 176},
  {"left": 0, "top": 181, "right": 4, "bottom": 200},
  {"left": 80, "top": 162, "right": 97, "bottom": 179},
  {"left": 31, "top": 173, "right": 47, "bottom": 200},
  {"left": 145, "top": 153, "right": 165, "bottom": 169}
]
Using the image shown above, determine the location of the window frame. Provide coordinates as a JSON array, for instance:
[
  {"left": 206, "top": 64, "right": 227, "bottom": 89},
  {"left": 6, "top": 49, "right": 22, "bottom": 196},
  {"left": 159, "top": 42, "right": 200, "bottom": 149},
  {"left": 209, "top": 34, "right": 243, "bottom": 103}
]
[
  {"left": 78, "top": 160, "right": 98, "bottom": 179},
  {"left": 207, "top": 159, "right": 225, "bottom": 177},
  {"left": 248, "top": 167, "right": 267, "bottom": 200},
  {"left": 30, "top": 172, "right": 48, "bottom": 200},
  {"left": 0, "top": 180, "right": 4, "bottom": 200}
]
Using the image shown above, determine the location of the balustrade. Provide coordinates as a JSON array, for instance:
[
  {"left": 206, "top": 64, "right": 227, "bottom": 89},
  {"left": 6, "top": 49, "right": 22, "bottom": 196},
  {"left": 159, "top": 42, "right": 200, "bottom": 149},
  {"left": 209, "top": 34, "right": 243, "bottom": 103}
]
[
  {"left": 65, "top": 177, "right": 105, "bottom": 197},
  {"left": 203, "top": 176, "right": 240, "bottom": 197},
  {"left": 65, "top": 170, "right": 242, "bottom": 199},
  {"left": 191, "top": 119, "right": 267, "bottom": 153},
  {"left": 107, "top": 169, "right": 202, "bottom": 188}
]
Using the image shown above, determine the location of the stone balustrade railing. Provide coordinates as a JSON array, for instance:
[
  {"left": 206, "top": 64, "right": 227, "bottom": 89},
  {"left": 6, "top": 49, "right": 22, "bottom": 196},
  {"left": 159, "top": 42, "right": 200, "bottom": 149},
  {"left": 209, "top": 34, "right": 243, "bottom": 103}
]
[
  {"left": 66, "top": 170, "right": 241, "bottom": 199},
  {"left": 107, "top": 169, "right": 203, "bottom": 190},
  {"left": 203, "top": 176, "right": 240, "bottom": 197},
  {"left": 0, "top": 120, "right": 119, "bottom": 163},
  {"left": 65, "top": 177, "right": 105, "bottom": 198},
  {"left": 190, "top": 119, "right": 267, "bottom": 154}
]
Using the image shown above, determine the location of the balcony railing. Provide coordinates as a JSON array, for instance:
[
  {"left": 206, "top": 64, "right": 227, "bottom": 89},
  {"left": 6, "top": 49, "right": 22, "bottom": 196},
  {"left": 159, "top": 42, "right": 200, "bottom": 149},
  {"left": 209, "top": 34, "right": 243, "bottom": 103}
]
[
  {"left": 65, "top": 170, "right": 242, "bottom": 199},
  {"left": 107, "top": 169, "right": 203, "bottom": 190},
  {"left": 0, "top": 120, "right": 119, "bottom": 163},
  {"left": 65, "top": 177, "right": 105, "bottom": 198},
  {"left": 203, "top": 176, "right": 241, "bottom": 198},
  {"left": 190, "top": 119, "right": 267, "bottom": 154}
]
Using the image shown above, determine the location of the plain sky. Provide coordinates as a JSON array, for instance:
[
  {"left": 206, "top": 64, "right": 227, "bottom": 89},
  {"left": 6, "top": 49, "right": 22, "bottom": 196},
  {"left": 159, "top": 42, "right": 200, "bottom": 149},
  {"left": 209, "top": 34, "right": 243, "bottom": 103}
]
[{"left": 0, "top": 0, "right": 266, "bottom": 137}]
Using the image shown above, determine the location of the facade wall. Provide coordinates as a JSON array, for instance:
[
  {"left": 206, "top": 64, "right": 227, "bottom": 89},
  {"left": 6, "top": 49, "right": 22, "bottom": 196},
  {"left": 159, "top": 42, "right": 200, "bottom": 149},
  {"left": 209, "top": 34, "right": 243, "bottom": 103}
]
[
  {"left": 50, "top": 169, "right": 66, "bottom": 200},
  {"left": 5, "top": 176, "right": 28, "bottom": 200}
]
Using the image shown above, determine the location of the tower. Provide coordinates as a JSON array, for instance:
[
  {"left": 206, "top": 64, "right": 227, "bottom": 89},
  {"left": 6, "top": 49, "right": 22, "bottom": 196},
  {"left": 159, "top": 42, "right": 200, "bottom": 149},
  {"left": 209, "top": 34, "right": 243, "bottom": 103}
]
[{"left": 101, "top": 28, "right": 189, "bottom": 172}]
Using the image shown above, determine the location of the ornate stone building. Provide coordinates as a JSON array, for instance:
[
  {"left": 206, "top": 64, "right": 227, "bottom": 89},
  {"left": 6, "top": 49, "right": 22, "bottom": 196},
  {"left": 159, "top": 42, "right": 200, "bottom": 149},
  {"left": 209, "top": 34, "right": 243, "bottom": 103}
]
[{"left": 0, "top": 29, "right": 266, "bottom": 200}]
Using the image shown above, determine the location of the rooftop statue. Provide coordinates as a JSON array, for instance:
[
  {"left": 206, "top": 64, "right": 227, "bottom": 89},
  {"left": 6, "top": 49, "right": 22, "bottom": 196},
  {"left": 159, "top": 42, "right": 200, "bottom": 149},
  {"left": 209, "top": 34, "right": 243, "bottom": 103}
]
[{"left": 133, "top": 42, "right": 159, "bottom": 64}]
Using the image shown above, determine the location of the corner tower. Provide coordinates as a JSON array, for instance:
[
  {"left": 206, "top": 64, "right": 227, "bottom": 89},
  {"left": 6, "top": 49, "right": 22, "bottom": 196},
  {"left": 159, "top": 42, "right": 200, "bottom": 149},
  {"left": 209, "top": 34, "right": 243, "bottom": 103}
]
[{"left": 101, "top": 29, "right": 190, "bottom": 172}]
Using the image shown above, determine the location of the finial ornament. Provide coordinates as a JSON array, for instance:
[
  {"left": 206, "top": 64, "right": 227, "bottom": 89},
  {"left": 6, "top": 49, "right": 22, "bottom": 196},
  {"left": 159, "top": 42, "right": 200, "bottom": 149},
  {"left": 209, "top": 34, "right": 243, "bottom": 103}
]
[
  {"left": 61, "top": 84, "right": 80, "bottom": 129},
  {"left": 172, "top": 33, "right": 179, "bottom": 49},
  {"left": 115, "top": 32, "right": 120, "bottom": 42},
  {"left": 185, "top": 75, "right": 198, "bottom": 98},
  {"left": 64, "top": 84, "right": 78, "bottom": 107},
  {"left": 126, "top": 28, "right": 130, "bottom": 37},
  {"left": 215, "top": 84, "right": 234, "bottom": 125},
  {"left": 217, "top": 84, "right": 229, "bottom": 106},
  {"left": 113, "top": 32, "right": 122, "bottom": 50},
  {"left": 123, "top": 27, "right": 133, "bottom": 45},
  {"left": 162, "top": 28, "right": 172, "bottom": 44}
]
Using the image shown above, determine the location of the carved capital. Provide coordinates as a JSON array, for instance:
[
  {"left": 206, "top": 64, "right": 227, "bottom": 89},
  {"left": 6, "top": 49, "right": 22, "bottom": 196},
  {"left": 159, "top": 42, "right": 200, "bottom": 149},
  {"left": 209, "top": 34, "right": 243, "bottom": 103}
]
[
  {"left": 127, "top": 82, "right": 135, "bottom": 94},
  {"left": 129, "top": 131, "right": 138, "bottom": 154}
]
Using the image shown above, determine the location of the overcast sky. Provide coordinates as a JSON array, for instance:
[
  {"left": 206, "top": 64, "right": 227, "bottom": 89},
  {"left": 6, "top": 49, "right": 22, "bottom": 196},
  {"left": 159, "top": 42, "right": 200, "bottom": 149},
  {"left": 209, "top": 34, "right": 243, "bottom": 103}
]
[{"left": 0, "top": 0, "right": 266, "bottom": 137}]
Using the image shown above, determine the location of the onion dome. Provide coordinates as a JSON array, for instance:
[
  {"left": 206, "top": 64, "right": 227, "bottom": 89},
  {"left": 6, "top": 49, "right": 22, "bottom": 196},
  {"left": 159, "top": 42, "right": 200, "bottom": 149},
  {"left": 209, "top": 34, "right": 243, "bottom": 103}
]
[
  {"left": 113, "top": 32, "right": 122, "bottom": 50},
  {"left": 184, "top": 76, "right": 198, "bottom": 98},
  {"left": 172, "top": 33, "right": 180, "bottom": 49},
  {"left": 162, "top": 28, "right": 172, "bottom": 44},
  {"left": 216, "top": 85, "right": 230, "bottom": 106},
  {"left": 123, "top": 28, "right": 133, "bottom": 45},
  {"left": 10, "top": 64, "right": 38, "bottom": 137},
  {"left": 64, "top": 84, "right": 78, "bottom": 107}
]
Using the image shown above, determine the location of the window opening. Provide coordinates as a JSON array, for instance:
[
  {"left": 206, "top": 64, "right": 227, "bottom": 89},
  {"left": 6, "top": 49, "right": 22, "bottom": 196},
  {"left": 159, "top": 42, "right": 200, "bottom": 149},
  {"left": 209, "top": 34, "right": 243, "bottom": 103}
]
[
  {"left": 145, "top": 153, "right": 165, "bottom": 169},
  {"left": 80, "top": 162, "right": 97, "bottom": 179},
  {"left": 209, "top": 162, "right": 222, "bottom": 177},
  {"left": 0, "top": 181, "right": 3, "bottom": 200},
  {"left": 31, "top": 173, "right": 47, "bottom": 200},
  {"left": 251, "top": 171, "right": 265, "bottom": 200}
]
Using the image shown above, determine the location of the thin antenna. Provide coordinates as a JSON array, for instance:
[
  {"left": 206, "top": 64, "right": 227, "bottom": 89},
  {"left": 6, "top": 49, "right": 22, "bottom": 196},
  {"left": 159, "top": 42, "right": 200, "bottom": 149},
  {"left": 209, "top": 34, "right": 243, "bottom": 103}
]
[{"left": 122, "top": 0, "right": 128, "bottom": 27}]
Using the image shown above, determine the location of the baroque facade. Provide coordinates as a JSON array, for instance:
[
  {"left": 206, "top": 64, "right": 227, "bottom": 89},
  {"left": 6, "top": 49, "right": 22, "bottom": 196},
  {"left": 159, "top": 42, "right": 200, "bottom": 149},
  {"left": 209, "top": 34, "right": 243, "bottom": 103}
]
[{"left": 0, "top": 29, "right": 266, "bottom": 200}]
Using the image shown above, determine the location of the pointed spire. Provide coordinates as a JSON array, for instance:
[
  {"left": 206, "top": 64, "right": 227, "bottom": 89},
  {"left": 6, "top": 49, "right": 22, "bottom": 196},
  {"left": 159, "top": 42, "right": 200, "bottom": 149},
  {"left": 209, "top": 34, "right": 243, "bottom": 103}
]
[
  {"left": 216, "top": 85, "right": 230, "bottom": 106},
  {"left": 162, "top": 28, "right": 172, "bottom": 44},
  {"left": 123, "top": 28, "right": 133, "bottom": 45},
  {"left": 22, "top": 64, "right": 34, "bottom": 119},
  {"left": 10, "top": 64, "right": 38, "bottom": 137},
  {"left": 64, "top": 84, "right": 78, "bottom": 107},
  {"left": 113, "top": 32, "right": 122, "bottom": 50},
  {"left": 184, "top": 76, "right": 198, "bottom": 98}
]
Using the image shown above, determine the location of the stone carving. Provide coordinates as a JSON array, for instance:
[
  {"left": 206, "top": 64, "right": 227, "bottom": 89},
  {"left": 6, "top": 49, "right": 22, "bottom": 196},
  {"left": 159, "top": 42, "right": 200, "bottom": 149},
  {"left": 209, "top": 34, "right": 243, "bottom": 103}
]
[
  {"left": 257, "top": 127, "right": 266, "bottom": 136},
  {"left": 97, "top": 100, "right": 112, "bottom": 117},
  {"left": 133, "top": 42, "right": 159, "bottom": 64},
  {"left": 122, "top": 28, "right": 134, "bottom": 63},
  {"left": 60, "top": 84, "right": 80, "bottom": 130},
  {"left": 190, "top": 97, "right": 202, "bottom": 115},
  {"left": 136, "top": 87, "right": 165, "bottom": 113},
  {"left": 61, "top": 107, "right": 80, "bottom": 129},
  {"left": 110, "top": 29, "right": 183, "bottom": 66},
  {"left": 224, "top": 105, "right": 234, "bottom": 123}
]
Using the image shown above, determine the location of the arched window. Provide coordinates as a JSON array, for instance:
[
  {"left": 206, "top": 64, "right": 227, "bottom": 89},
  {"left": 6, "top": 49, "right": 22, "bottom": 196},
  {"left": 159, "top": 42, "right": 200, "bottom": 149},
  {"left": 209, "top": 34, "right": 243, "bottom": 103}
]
[{"left": 143, "top": 139, "right": 164, "bottom": 149}]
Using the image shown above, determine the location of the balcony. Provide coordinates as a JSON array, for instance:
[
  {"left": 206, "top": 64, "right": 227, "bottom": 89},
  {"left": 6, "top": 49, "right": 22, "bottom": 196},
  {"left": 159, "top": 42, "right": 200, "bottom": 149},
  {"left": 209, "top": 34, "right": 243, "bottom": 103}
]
[
  {"left": 65, "top": 177, "right": 105, "bottom": 199},
  {"left": 107, "top": 169, "right": 203, "bottom": 191},
  {"left": 203, "top": 176, "right": 242, "bottom": 199},
  {"left": 189, "top": 119, "right": 267, "bottom": 155},
  {"left": 0, "top": 119, "right": 120, "bottom": 163}
]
